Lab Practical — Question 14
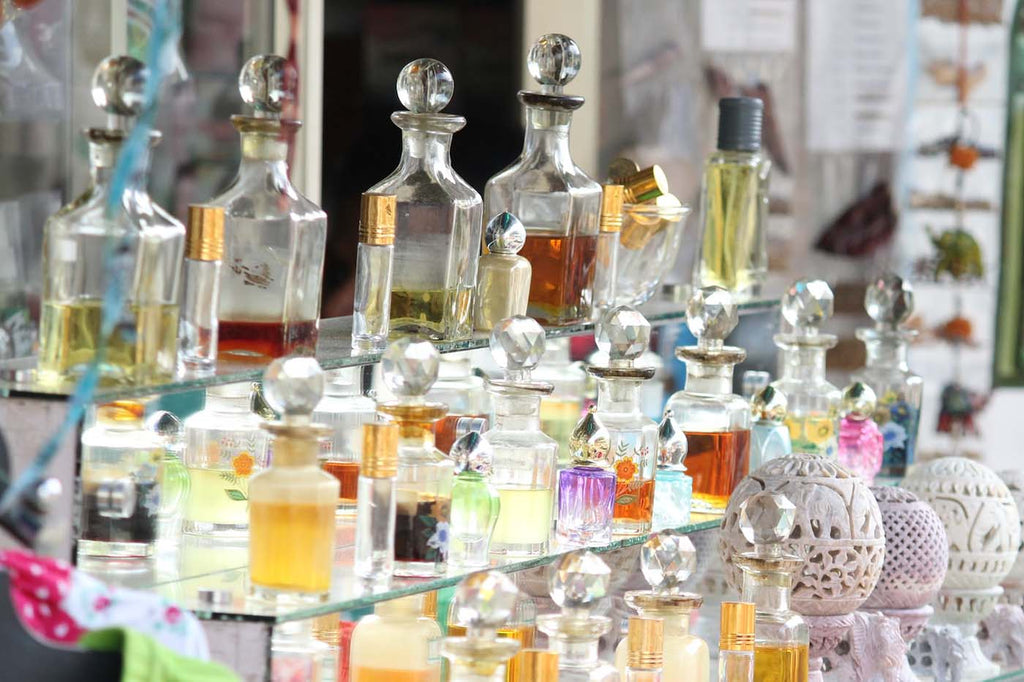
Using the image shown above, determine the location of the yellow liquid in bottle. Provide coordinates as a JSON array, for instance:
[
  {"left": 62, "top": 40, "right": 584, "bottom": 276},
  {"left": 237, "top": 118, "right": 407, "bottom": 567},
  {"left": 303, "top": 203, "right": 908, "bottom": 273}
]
[
  {"left": 491, "top": 487, "right": 553, "bottom": 549},
  {"left": 183, "top": 467, "right": 251, "bottom": 530},
  {"left": 351, "top": 669, "right": 437, "bottom": 682},
  {"left": 697, "top": 158, "right": 766, "bottom": 296},
  {"left": 250, "top": 500, "right": 335, "bottom": 594},
  {"left": 540, "top": 397, "right": 582, "bottom": 465},
  {"left": 389, "top": 286, "right": 473, "bottom": 340},
  {"left": 754, "top": 643, "right": 809, "bottom": 682}
]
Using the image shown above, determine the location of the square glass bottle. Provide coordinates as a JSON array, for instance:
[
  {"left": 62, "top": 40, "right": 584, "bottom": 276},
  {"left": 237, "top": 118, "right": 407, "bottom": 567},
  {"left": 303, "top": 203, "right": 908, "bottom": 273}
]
[{"left": 558, "top": 407, "right": 617, "bottom": 547}]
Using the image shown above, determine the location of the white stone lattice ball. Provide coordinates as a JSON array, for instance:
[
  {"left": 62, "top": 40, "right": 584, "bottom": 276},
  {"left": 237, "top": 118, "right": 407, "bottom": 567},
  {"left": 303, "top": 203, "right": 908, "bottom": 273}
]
[
  {"left": 999, "top": 470, "right": 1024, "bottom": 591},
  {"left": 719, "top": 453, "right": 885, "bottom": 617},
  {"left": 863, "top": 486, "right": 948, "bottom": 611}
]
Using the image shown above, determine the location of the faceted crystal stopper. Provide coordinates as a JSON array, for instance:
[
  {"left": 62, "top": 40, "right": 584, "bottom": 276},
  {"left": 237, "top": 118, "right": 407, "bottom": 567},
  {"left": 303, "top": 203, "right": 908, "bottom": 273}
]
[
  {"left": 489, "top": 316, "right": 546, "bottom": 378},
  {"left": 528, "top": 33, "right": 581, "bottom": 88},
  {"left": 739, "top": 492, "right": 796, "bottom": 546},
  {"left": 865, "top": 273, "right": 914, "bottom": 329},
  {"left": 145, "top": 411, "right": 183, "bottom": 447},
  {"left": 751, "top": 386, "right": 788, "bottom": 423},
  {"left": 842, "top": 381, "right": 876, "bottom": 420},
  {"left": 92, "top": 55, "right": 148, "bottom": 117},
  {"left": 596, "top": 306, "right": 651, "bottom": 365},
  {"left": 452, "top": 570, "right": 519, "bottom": 629},
  {"left": 450, "top": 431, "right": 494, "bottom": 476},
  {"left": 657, "top": 410, "right": 688, "bottom": 468},
  {"left": 781, "top": 279, "right": 834, "bottom": 331},
  {"left": 262, "top": 358, "right": 325, "bottom": 417},
  {"left": 640, "top": 531, "right": 697, "bottom": 594},
  {"left": 548, "top": 550, "right": 611, "bottom": 609},
  {"left": 485, "top": 212, "right": 526, "bottom": 254},
  {"left": 238, "top": 55, "right": 296, "bottom": 116},
  {"left": 569, "top": 406, "right": 611, "bottom": 467},
  {"left": 397, "top": 58, "right": 454, "bottom": 114},
  {"left": 686, "top": 286, "right": 738, "bottom": 341},
  {"left": 381, "top": 337, "right": 440, "bottom": 398}
]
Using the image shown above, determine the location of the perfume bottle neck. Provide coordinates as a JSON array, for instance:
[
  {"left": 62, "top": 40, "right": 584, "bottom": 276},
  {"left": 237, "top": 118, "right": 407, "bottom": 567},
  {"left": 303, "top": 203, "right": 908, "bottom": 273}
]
[
  {"left": 597, "top": 378, "right": 642, "bottom": 415},
  {"left": 551, "top": 638, "right": 600, "bottom": 666},
  {"left": 863, "top": 337, "right": 909, "bottom": 370},
  {"left": 89, "top": 139, "right": 151, "bottom": 192},
  {"left": 780, "top": 347, "right": 827, "bottom": 383},
  {"left": 399, "top": 130, "right": 454, "bottom": 168},
  {"left": 397, "top": 420, "right": 440, "bottom": 452},
  {"left": 684, "top": 362, "right": 735, "bottom": 395},
  {"left": 239, "top": 131, "right": 292, "bottom": 185},
  {"left": 269, "top": 435, "right": 319, "bottom": 467},
  {"left": 741, "top": 570, "right": 793, "bottom": 614},
  {"left": 522, "top": 107, "right": 574, "bottom": 165},
  {"left": 493, "top": 394, "right": 542, "bottom": 430},
  {"left": 636, "top": 611, "right": 690, "bottom": 638}
]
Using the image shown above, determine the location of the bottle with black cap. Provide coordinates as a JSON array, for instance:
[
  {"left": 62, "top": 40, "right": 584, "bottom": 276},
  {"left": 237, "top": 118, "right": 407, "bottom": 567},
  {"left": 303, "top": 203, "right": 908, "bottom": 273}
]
[{"left": 695, "top": 96, "right": 771, "bottom": 301}]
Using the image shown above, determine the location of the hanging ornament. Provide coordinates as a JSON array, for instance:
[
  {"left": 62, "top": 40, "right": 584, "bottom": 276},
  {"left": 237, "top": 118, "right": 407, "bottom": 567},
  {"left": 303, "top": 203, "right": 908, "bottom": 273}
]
[
  {"left": 936, "top": 381, "right": 989, "bottom": 436},
  {"left": 926, "top": 226, "right": 984, "bottom": 281}
]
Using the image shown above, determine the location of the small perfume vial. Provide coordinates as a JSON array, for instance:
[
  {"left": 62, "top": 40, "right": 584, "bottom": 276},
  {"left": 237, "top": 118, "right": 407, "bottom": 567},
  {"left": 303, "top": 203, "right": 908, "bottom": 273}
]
[
  {"left": 519, "top": 650, "right": 559, "bottom": 682},
  {"left": 626, "top": 617, "right": 664, "bottom": 682},
  {"left": 475, "top": 212, "right": 532, "bottom": 332},
  {"left": 443, "top": 571, "right": 522, "bottom": 682},
  {"left": 593, "top": 185, "right": 623, "bottom": 314},
  {"left": 354, "top": 422, "right": 399, "bottom": 582},
  {"left": 448, "top": 432, "right": 500, "bottom": 569},
  {"left": 837, "top": 382, "right": 884, "bottom": 485},
  {"left": 749, "top": 385, "right": 792, "bottom": 471},
  {"left": 652, "top": 410, "right": 692, "bottom": 530},
  {"left": 180, "top": 204, "right": 224, "bottom": 374},
  {"left": 718, "top": 602, "right": 756, "bottom": 682},
  {"left": 557, "top": 407, "right": 617, "bottom": 547},
  {"left": 352, "top": 193, "right": 396, "bottom": 352}
]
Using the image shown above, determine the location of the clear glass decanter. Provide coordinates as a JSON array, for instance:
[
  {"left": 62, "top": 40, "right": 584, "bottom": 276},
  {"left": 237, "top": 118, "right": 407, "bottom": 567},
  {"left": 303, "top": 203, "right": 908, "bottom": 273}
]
[
  {"left": 734, "top": 492, "right": 809, "bottom": 682},
  {"left": 652, "top": 410, "right": 692, "bottom": 530},
  {"left": 749, "top": 385, "right": 792, "bottom": 472},
  {"left": 484, "top": 34, "right": 602, "bottom": 326},
  {"left": 207, "top": 55, "right": 326, "bottom": 361},
  {"left": 557, "top": 407, "right": 617, "bottom": 547},
  {"left": 770, "top": 280, "right": 841, "bottom": 458},
  {"left": 39, "top": 55, "right": 184, "bottom": 386},
  {"left": 535, "top": 551, "right": 619, "bottom": 682},
  {"left": 314, "top": 367, "right": 377, "bottom": 515},
  {"left": 850, "top": 273, "right": 923, "bottom": 479},
  {"left": 485, "top": 316, "right": 558, "bottom": 556},
  {"left": 534, "top": 338, "right": 587, "bottom": 466},
  {"left": 378, "top": 337, "right": 454, "bottom": 576},
  {"left": 368, "top": 58, "right": 483, "bottom": 340},
  {"left": 836, "top": 382, "right": 884, "bottom": 485},
  {"left": 615, "top": 532, "right": 709, "bottom": 682},
  {"left": 443, "top": 571, "right": 522, "bottom": 682},
  {"left": 448, "top": 432, "right": 500, "bottom": 569},
  {"left": 664, "top": 287, "right": 751, "bottom": 514}
]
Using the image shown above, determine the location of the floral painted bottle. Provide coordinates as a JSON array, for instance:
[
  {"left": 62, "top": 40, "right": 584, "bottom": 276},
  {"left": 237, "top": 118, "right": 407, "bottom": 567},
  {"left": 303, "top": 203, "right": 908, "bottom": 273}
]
[
  {"left": 443, "top": 571, "right": 522, "bottom": 682},
  {"left": 557, "top": 407, "right": 617, "bottom": 547},
  {"left": 378, "top": 338, "right": 454, "bottom": 576},
  {"left": 770, "top": 280, "right": 841, "bottom": 458},
  {"left": 836, "top": 383, "right": 884, "bottom": 485},
  {"left": 850, "top": 273, "right": 923, "bottom": 479},
  {"left": 448, "top": 432, "right": 500, "bottom": 569},
  {"left": 749, "top": 386, "right": 792, "bottom": 472},
  {"left": 652, "top": 411, "right": 692, "bottom": 530}
]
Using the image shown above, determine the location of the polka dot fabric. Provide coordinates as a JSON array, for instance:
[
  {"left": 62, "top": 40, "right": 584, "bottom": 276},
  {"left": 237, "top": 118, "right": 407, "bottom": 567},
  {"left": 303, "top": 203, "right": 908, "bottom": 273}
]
[{"left": 3, "top": 550, "right": 83, "bottom": 644}]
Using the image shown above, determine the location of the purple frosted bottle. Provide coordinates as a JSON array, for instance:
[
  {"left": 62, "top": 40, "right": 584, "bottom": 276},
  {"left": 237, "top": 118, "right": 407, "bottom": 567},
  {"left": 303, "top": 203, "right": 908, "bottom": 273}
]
[{"left": 557, "top": 406, "right": 617, "bottom": 547}]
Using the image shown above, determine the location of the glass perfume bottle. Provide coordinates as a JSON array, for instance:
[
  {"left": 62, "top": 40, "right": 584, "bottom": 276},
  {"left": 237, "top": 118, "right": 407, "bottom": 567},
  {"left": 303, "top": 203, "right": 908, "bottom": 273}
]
[
  {"left": 770, "top": 280, "right": 841, "bottom": 458},
  {"left": 734, "top": 492, "right": 809, "bottom": 682},
  {"left": 615, "top": 532, "right": 709, "bottom": 681},
  {"left": 534, "top": 338, "right": 588, "bottom": 466},
  {"left": 180, "top": 204, "right": 223, "bottom": 374},
  {"left": 837, "top": 383, "right": 884, "bottom": 485},
  {"left": 625, "top": 617, "right": 664, "bottom": 682},
  {"left": 518, "top": 650, "right": 559, "bottom": 682},
  {"left": 78, "top": 400, "right": 163, "bottom": 559},
  {"left": 354, "top": 422, "right": 399, "bottom": 583},
  {"left": 593, "top": 185, "right": 623, "bottom": 314},
  {"left": 443, "top": 571, "right": 522, "bottom": 682},
  {"left": 695, "top": 97, "right": 770, "bottom": 300},
  {"left": 249, "top": 358, "right": 339, "bottom": 602},
  {"left": 448, "top": 432, "right": 500, "bottom": 569},
  {"left": 352, "top": 193, "right": 397, "bottom": 352},
  {"left": 557, "top": 407, "right": 617, "bottom": 547},
  {"left": 742, "top": 370, "right": 771, "bottom": 400},
  {"left": 314, "top": 367, "right": 377, "bottom": 515},
  {"left": 588, "top": 306, "right": 658, "bottom": 535},
  {"left": 368, "top": 58, "right": 483, "bottom": 340},
  {"left": 378, "top": 337, "right": 454, "bottom": 576},
  {"left": 484, "top": 34, "right": 603, "bottom": 326},
  {"left": 652, "top": 410, "right": 692, "bottom": 530},
  {"left": 350, "top": 594, "right": 443, "bottom": 682},
  {"left": 144, "top": 410, "right": 189, "bottom": 536},
  {"left": 208, "top": 55, "right": 326, "bottom": 361},
  {"left": 429, "top": 352, "right": 490, "bottom": 453},
  {"left": 718, "top": 602, "right": 756, "bottom": 682},
  {"left": 536, "top": 550, "right": 619, "bottom": 682},
  {"left": 749, "top": 386, "right": 792, "bottom": 472},
  {"left": 664, "top": 287, "right": 751, "bottom": 514},
  {"left": 475, "top": 212, "right": 532, "bottom": 332},
  {"left": 850, "top": 273, "right": 923, "bottom": 479},
  {"left": 485, "top": 316, "right": 559, "bottom": 556},
  {"left": 447, "top": 587, "right": 538, "bottom": 682},
  {"left": 39, "top": 55, "right": 184, "bottom": 386}
]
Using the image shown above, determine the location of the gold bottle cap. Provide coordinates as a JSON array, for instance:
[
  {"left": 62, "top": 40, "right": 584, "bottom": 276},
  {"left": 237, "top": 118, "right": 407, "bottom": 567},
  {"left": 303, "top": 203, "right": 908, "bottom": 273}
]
[
  {"left": 422, "top": 590, "right": 438, "bottom": 619},
  {"left": 599, "top": 185, "right": 624, "bottom": 233},
  {"left": 719, "top": 601, "right": 755, "bottom": 651},
  {"left": 518, "top": 649, "right": 559, "bottom": 682},
  {"left": 622, "top": 165, "right": 668, "bottom": 203},
  {"left": 627, "top": 616, "right": 664, "bottom": 669},
  {"left": 359, "top": 192, "right": 396, "bottom": 246},
  {"left": 360, "top": 422, "right": 398, "bottom": 477},
  {"left": 186, "top": 204, "right": 224, "bottom": 261}
]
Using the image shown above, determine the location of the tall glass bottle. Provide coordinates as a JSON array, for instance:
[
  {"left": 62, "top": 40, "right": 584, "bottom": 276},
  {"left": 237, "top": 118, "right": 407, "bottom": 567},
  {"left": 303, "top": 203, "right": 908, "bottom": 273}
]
[
  {"left": 314, "top": 367, "right": 377, "bottom": 515},
  {"left": 352, "top": 193, "right": 397, "bottom": 352},
  {"left": 353, "top": 422, "right": 399, "bottom": 583},
  {"left": 180, "top": 204, "right": 223, "bottom": 374},
  {"left": 718, "top": 602, "right": 756, "bottom": 682},
  {"left": 615, "top": 532, "right": 710, "bottom": 682},
  {"left": 652, "top": 411, "right": 692, "bottom": 530},
  {"left": 770, "top": 280, "right": 841, "bottom": 458},
  {"left": 836, "top": 383, "right": 884, "bottom": 485},
  {"left": 448, "top": 432, "right": 500, "bottom": 569},
  {"left": 182, "top": 382, "right": 270, "bottom": 536},
  {"left": 475, "top": 212, "right": 532, "bottom": 332},
  {"left": 536, "top": 551, "right": 619, "bottom": 682},
  {"left": 378, "top": 337, "right": 454, "bottom": 576},
  {"left": 534, "top": 338, "right": 587, "bottom": 466},
  {"left": 664, "top": 287, "right": 751, "bottom": 514},
  {"left": 734, "top": 492, "right": 808, "bottom": 682},
  {"left": 443, "top": 571, "right": 522, "bottom": 682},
  {"left": 557, "top": 407, "right": 617, "bottom": 547},
  {"left": 350, "top": 594, "right": 443, "bottom": 682},
  {"left": 593, "top": 185, "right": 624, "bottom": 315},
  {"left": 749, "top": 386, "right": 792, "bottom": 472},
  {"left": 485, "top": 316, "right": 558, "bottom": 556},
  {"left": 850, "top": 273, "right": 923, "bottom": 479},
  {"left": 484, "top": 34, "right": 602, "bottom": 326},
  {"left": 39, "top": 56, "right": 184, "bottom": 386},
  {"left": 368, "top": 58, "right": 483, "bottom": 340},
  {"left": 249, "top": 358, "right": 339, "bottom": 602}
]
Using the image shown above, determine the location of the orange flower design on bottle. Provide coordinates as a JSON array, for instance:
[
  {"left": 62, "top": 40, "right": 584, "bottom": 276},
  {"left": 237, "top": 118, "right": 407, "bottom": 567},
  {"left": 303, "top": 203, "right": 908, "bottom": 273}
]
[
  {"left": 232, "top": 451, "right": 255, "bottom": 477},
  {"left": 615, "top": 457, "right": 638, "bottom": 482}
]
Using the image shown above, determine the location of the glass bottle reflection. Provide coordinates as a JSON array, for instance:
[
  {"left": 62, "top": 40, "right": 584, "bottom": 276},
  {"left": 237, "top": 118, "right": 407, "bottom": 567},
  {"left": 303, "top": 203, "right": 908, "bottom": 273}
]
[{"left": 448, "top": 432, "right": 500, "bottom": 569}]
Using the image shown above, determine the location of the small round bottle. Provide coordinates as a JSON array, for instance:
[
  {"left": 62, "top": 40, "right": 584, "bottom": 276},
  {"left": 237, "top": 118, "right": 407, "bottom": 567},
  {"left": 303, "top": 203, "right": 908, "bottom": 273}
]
[
  {"left": 836, "top": 383, "right": 884, "bottom": 485},
  {"left": 350, "top": 593, "right": 443, "bottom": 682}
]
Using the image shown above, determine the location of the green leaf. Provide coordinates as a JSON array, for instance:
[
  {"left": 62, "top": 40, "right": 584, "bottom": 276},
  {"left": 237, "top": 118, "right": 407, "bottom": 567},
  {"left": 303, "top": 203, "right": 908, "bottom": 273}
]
[
  {"left": 225, "top": 489, "right": 247, "bottom": 502},
  {"left": 616, "top": 494, "right": 636, "bottom": 506}
]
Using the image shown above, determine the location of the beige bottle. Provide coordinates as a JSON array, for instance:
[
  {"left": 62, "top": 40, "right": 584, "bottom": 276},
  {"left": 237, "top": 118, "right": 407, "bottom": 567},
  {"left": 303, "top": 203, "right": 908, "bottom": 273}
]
[{"left": 349, "top": 594, "right": 443, "bottom": 682}]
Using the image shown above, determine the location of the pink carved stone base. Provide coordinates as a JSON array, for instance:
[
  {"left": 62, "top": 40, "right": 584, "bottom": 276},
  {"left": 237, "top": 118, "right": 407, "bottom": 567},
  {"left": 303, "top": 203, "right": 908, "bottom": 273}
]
[
  {"left": 881, "top": 605, "right": 935, "bottom": 644},
  {"left": 807, "top": 613, "right": 855, "bottom": 682}
]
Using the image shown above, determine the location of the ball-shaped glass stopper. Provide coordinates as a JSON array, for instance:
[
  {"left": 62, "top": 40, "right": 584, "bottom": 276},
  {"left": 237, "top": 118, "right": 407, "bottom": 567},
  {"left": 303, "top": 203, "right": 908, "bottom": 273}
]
[
  {"left": 453, "top": 570, "right": 519, "bottom": 628},
  {"left": 739, "top": 492, "right": 796, "bottom": 546},
  {"left": 262, "top": 357, "right": 325, "bottom": 416},
  {"left": 865, "top": 273, "right": 914, "bottom": 328},
  {"left": 490, "top": 316, "right": 546, "bottom": 373},
  {"left": 596, "top": 306, "right": 650, "bottom": 362},
  {"left": 381, "top": 337, "right": 440, "bottom": 398},
  {"left": 686, "top": 286, "right": 738, "bottom": 340},
  {"left": 781, "top": 279, "right": 834, "bottom": 330},
  {"left": 657, "top": 410, "right": 688, "bottom": 467},
  {"left": 548, "top": 550, "right": 611, "bottom": 608},
  {"left": 92, "top": 55, "right": 148, "bottom": 116},
  {"left": 527, "top": 33, "right": 581, "bottom": 87},
  {"left": 450, "top": 431, "right": 493, "bottom": 476},
  {"left": 640, "top": 531, "right": 696, "bottom": 593},
  {"left": 485, "top": 212, "right": 526, "bottom": 254},
  {"left": 751, "top": 386, "right": 788, "bottom": 423},
  {"left": 238, "top": 54, "right": 296, "bottom": 114},
  {"left": 842, "top": 382, "right": 877, "bottom": 420},
  {"left": 397, "top": 58, "right": 454, "bottom": 113}
]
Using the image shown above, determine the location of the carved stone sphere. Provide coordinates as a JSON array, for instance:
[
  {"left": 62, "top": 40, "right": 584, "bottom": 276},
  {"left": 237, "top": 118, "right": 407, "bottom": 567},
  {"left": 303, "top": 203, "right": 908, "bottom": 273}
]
[{"left": 719, "top": 453, "right": 885, "bottom": 617}]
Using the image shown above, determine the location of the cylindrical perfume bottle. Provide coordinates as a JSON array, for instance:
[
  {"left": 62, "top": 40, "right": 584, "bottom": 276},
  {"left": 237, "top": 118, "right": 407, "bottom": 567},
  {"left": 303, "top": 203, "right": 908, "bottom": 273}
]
[
  {"left": 352, "top": 193, "right": 397, "bottom": 352},
  {"left": 749, "top": 386, "right": 792, "bottom": 471},
  {"left": 180, "top": 204, "right": 223, "bottom": 374},
  {"left": 78, "top": 401, "right": 163, "bottom": 559},
  {"left": 182, "top": 382, "right": 269, "bottom": 536},
  {"left": 695, "top": 97, "right": 771, "bottom": 300},
  {"left": 652, "top": 410, "right": 692, "bottom": 530},
  {"left": 249, "top": 358, "right": 339, "bottom": 601},
  {"left": 593, "top": 185, "right": 623, "bottom": 315},
  {"left": 350, "top": 594, "right": 443, "bottom": 682},
  {"left": 718, "top": 602, "right": 756, "bottom": 682},
  {"left": 354, "top": 422, "right": 399, "bottom": 582},
  {"left": 557, "top": 407, "right": 617, "bottom": 547},
  {"left": 837, "top": 383, "right": 884, "bottom": 485},
  {"left": 665, "top": 287, "right": 751, "bottom": 514},
  {"left": 448, "top": 432, "right": 500, "bottom": 569},
  {"left": 484, "top": 34, "right": 603, "bottom": 326},
  {"left": 475, "top": 212, "right": 532, "bottom": 332},
  {"left": 444, "top": 571, "right": 522, "bottom": 682},
  {"left": 626, "top": 617, "right": 663, "bottom": 682},
  {"left": 378, "top": 338, "right": 454, "bottom": 577},
  {"left": 315, "top": 368, "right": 377, "bottom": 515},
  {"left": 518, "top": 650, "right": 559, "bottom": 682}
]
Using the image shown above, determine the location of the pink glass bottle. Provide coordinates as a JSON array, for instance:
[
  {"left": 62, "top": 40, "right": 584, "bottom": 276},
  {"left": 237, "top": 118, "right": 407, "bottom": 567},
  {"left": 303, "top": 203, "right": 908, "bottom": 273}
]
[{"left": 837, "top": 382, "right": 884, "bottom": 485}]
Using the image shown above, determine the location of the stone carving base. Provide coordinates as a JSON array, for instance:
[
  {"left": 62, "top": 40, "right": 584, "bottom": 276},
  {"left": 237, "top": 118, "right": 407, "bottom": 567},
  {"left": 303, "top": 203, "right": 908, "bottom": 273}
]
[
  {"left": 826, "top": 611, "right": 916, "bottom": 681},
  {"left": 907, "top": 624, "right": 1000, "bottom": 682},
  {"left": 978, "top": 603, "right": 1024, "bottom": 669},
  {"left": 807, "top": 613, "right": 854, "bottom": 682},
  {"left": 880, "top": 604, "right": 934, "bottom": 644}
]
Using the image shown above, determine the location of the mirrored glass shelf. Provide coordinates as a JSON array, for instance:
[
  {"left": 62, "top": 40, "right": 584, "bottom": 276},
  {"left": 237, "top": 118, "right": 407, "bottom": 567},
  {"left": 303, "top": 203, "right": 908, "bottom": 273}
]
[
  {"left": 82, "top": 515, "right": 722, "bottom": 624},
  {"left": 0, "top": 297, "right": 779, "bottom": 401}
]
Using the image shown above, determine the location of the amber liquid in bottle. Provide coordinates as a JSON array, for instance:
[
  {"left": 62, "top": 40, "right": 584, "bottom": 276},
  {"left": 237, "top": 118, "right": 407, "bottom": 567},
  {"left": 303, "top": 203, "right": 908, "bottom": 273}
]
[
  {"left": 322, "top": 460, "right": 360, "bottom": 506},
  {"left": 217, "top": 319, "right": 318, "bottom": 361},
  {"left": 432, "top": 415, "right": 488, "bottom": 454},
  {"left": 447, "top": 624, "right": 536, "bottom": 682},
  {"left": 754, "top": 643, "right": 809, "bottom": 682},
  {"left": 249, "top": 500, "right": 335, "bottom": 593},
  {"left": 613, "top": 477, "right": 656, "bottom": 525},
  {"left": 684, "top": 430, "right": 751, "bottom": 511},
  {"left": 518, "top": 233, "right": 597, "bottom": 325}
]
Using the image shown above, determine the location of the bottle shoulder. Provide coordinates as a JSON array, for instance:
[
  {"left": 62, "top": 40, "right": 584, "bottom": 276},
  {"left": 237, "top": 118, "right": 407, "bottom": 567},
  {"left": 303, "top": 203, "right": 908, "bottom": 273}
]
[{"left": 369, "top": 164, "right": 482, "bottom": 205}]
